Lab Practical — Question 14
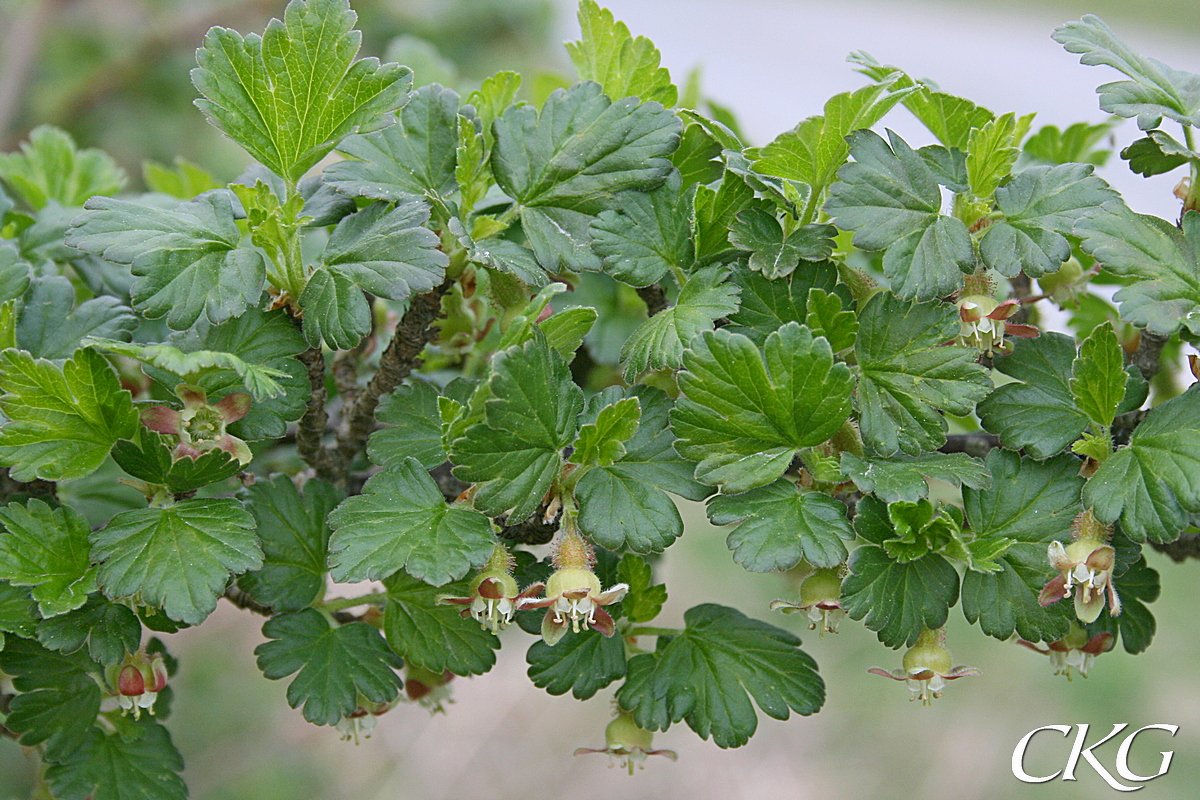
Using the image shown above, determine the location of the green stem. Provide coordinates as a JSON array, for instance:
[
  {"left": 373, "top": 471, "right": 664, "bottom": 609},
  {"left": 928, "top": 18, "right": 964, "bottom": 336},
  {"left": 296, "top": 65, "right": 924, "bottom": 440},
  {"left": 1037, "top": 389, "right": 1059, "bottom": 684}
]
[
  {"left": 628, "top": 626, "right": 682, "bottom": 638},
  {"left": 280, "top": 183, "right": 307, "bottom": 297},
  {"left": 317, "top": 592, "right": 388, "bottom": 612},
  {"left": 495, "top": 202, "right": 522, "bottom": 229},
  {"left": 1184, "top": 124, "right": 1195, "bottom": 152},
  {"left": 798, "top": 186, "right": 822, "bottom": 227}
]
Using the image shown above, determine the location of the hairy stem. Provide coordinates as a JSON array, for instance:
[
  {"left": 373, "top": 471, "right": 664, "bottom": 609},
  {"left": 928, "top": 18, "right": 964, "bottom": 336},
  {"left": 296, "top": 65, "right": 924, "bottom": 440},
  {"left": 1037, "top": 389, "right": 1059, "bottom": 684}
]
[
  {"left": 939, "top": 432, "right": 1002, "bottom": 459},
  {"left": 318, "top": 592, "right": 388, "bottom": 612},
  {"left": 636, "top": 283, "right": 668, "bottom": 318},
  {"left": 335, "top": 279, "right": 452, "bottom": 466},
  {"left": 1128, "top": 330, "right": 1169, "bottom": 383},
  {"left": 222, "top": 585, "right": 273, "bottom": 617},
  {"left": 296, "top": 347, "right": 339, "bottom": 484}
]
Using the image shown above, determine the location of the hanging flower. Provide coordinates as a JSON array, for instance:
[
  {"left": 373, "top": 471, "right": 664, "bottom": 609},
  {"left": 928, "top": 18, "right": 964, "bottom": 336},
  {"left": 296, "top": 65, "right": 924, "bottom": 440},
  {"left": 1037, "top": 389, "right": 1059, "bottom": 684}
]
[
  {"left": 141, "top": 384, "right": 252, "bottom": 464},
  {"left": 1017, "top": 624, "right": 1114, "bottom": 681},
  {"left": 438, "top": 545, "right": 544, "bottom": 633},
  {"left": 869, "top": 628, "right": 980, "bottom": 705},
  {"left": 574, "top": 710, "right": 677, "bottom": 774},
  {"left": 105, "top": 650, "right": 169, "bottom": 719},
  {"left": 335, "top": 698, "right": 396, "bottom": 743},
  {"left": 769, "top": 567, "right": 845, "bottom": 635},
  {"left": 956, "top": 294, "right": 1039, "bottom": 355},
  {"left": 1039, "top": 509, "right": 1120, "bottom": 623},
  {"left": 403, "top": 666, "right": 455, "bottom": 715},
  {"left": 523, "top": 527, "right": 627, "bottom": 646}
]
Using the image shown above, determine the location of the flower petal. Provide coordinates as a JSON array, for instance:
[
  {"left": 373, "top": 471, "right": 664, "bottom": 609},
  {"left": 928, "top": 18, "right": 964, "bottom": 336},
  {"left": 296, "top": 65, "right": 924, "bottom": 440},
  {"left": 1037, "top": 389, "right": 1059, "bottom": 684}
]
[
  {"left": 218, "top": 434, "right": 253, "bottom": 465},
  {"left": 141, "top": 406, "right": 181, "bottom": 435},
  {"left": 1047, "top": 540, "right": 1073, "bottom": 571},
  {"left": 214, "top": 392, "right": 252, "bottom": 423},
  {"left": 597, "top": 583, "right": 629, "bottom": 605},
  {"left": 1084, "top": 545, "right": 1115, "bottom": 573},
  {"left": 1039, "top": 573, "right": 1069, "bottom": 606},
  {"left": 867, "top": 667, "right": 907, "bottom": 681},
  {"left": 1074, "top": 588, "right": 1105, "bottom": 623},
  {"left": 591, "top": 606, "right": 616, "bottom": 637},
  {"left": 987, "top": 300, "right": 1020, "bottom": 320},
  {"left": 1005, "top": 323, "right": 1040, "bottom": 339},
  {"left": 177, "top": 384, "right": 208, "bottom": 409},
  {"left": 945, "top": 665, "right": 982, "bottom": 679},
  {"left": 541, "top": 610, "right": 569, "bottom": 646}
]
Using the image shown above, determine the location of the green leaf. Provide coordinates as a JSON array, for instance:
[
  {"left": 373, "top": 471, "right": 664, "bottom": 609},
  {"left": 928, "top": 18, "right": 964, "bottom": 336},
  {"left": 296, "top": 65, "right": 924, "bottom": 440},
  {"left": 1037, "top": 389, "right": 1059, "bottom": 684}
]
[
  {"left": 325, "top": 84, "right": 463, "bottom": 202},
  {"left": 0, "top": 637, "right": 101, "bottom": 759},
  {"left": 1086, "top": 556, "right": 1159, "bottom": 654},
  {"left": 1053, "top": 15, "right": 1200, "bottom": 129},
  {"left": 0, "top": 245, "right": 31, "bottom": 304},
  {"left": 192, "top": 0, "right": 412, "bottom": 183},
  {"left": 1121, "top": 131, "right": 1196, "bottom": 177},
  {"left": 692, "top": 168, "right": 755, "bottom": 265},
  {"left": 540, "top": 306, "right": 597, "bottom": 357},
  {"left": 848, "top": 52, "right": 993, "bottom": 150},
  {"left": 0, "top": 125, "right": 124, "bottom": 210},
  {"left": 1076, "top": 205, "right": 1200, "bottom": 337},
  {"left": 577, "top": 385, "right": 706, "bottom": 553},
  {"left": 142, "top": 156, "right": 221, "bottom": 198},
  {"left": 840, "top": 451, "right": 991, "bottom": 504},
  {"left": 707, "top": 479, "right": 853, "bottom": 571},
  {"left": 673, "top": 322, "right": 854, "bottom": 493},
  {"left": 728, "top": 208, "right": 835, "bottom": 278},
  {"left": 825, "top": 130, "right": 973, "bottom": 299},
  {"left": 328, "top": 457, "right": 495, "bottom": 585},
  {"left": 1085, "top": 384, "right": 1200, "bottom": 542},
  {"left": 239, "top": 475, "right": 342, "bottom": 613},
  {"left": 573, "top": 397, "right": 640, "bottom": 467},
  {"left": 725, "top": 261, "right": 850, "bottom": 346},
  {"left": 110, "top": 431, "right": 242, "bottom": 492},
  {"left": 590, "top": 171, "right": 692, "bottom": 287},
  {"left": 460, "top": 232, "right": 549, "bottom": 287},
  {"left": 491, "top": 81, "right": 680, "bottom": 271},
  {"left": 256, "top": 607, "right": 403, "bottom": 726},
  {"left": 36, "top": 595, "right": 141, "bottom": 664},
  {"left": 616, "top": 604, "right": 823, "bottom": 748},
  {"left": 567, "top": 0, "right": 676, "bottom": 106},
  {"left": 0, "top": 348, "right": 139, "bottom": 482},
  {"left": 617, "top": 553, "right": 667, "bottom": 623},
  {"left": 0, "top": 500, "right": 96, "bottom": 617},
  {"left": 382, "top": 570, "right": 498, "bottom": 676},
  {"left": 17, "top": 276, "right": 136, "bottom": 360},
  {"left": 673, "top": 121, "right": 724, "bottom": 187},
  {"left": 960, "top": 450, "right": 1082, "bottom": 642},
  {"left": 166, "top": 307, "right": 307, "bottom": 441},
  {"left": 369, "top": 380, "right": 447, "bottom": 469},
  {"left": 303, "top": 199, "right": 448, "bottom": 348},
  {"left": 90, "top": 338, "right": 289, "bottom": 402},
  {"left": 966, "top": 112, "right": 1031, "bottom": 200},
  {"left": 1023, "top": 121, "right": 1115, "bottom": 166},
  {"left": 526, "top": 627, "right": 627, "bottom": 699},
  {"left": 977, "top": 332, "right": 1089, "bottom": 458},
  {"left": 804, "top": 287, "right": 859, "bottom": 353},
  {"left": 44, "top": 722, "right": 186, "bottom": 800},
  {"left": 841, "top": 546, "right": 960, "bottom": 648},
  {"left": 979, "top": 163, "right": 1119, "bottom": 277},
  {"left": 0, "top": 581, "right": 37, "bottom": 641},
  {"left": 91, "top": 498, "right": 262, "bottom": 625},
  {"left": 381, "top": 568, "right": 499, "bottom": 676},
  {"left": 619, "top": 265, "right": 740, "bottom": 380},
  {"left": 1071, "top": 322, "right": 1125, "bottom": 428},
  {"left": 451, "top": 338, "right": 582, "bottom": 520},
  {"left": 754, "top": 81, "right": 916, "bottom": 202},
  {"left": 65, "top": 193, "right": 268, "bottom": 329},
  {"left": 854, "top": 292, "right": 990, "bottom": 455}
]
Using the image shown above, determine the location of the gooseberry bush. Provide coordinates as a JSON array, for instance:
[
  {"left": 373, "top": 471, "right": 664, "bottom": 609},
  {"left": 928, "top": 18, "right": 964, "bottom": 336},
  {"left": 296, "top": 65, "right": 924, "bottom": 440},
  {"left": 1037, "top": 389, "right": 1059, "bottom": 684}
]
[{"left": 1, "top": 0, "right": 1199, "bottom": 792}]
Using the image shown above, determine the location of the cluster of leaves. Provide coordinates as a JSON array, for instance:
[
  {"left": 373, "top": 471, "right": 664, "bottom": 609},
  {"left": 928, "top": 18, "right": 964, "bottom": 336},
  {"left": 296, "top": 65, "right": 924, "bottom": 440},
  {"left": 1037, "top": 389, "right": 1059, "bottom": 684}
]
[{"left": 0, "top": 1, "right": 1196, "bottom": 793}]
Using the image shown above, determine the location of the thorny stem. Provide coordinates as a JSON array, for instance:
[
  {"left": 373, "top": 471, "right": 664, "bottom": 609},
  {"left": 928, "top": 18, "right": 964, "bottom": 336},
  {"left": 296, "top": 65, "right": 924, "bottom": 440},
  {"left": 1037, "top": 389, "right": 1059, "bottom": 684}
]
[
  {"left": 1128, "top": 330, "right": 1169, "bottom": 383},
  {"left": 636, "top": 283, "right": 668, "bottom": 317},
  {"left": 295, "top": 347, "right": 339, "bottom": 484},
  {"left": 939, "top": 432, "right": 1002, "bottom": 459},
  {"left": 222, "top": 586, "right": 274, "bottom": 617}
]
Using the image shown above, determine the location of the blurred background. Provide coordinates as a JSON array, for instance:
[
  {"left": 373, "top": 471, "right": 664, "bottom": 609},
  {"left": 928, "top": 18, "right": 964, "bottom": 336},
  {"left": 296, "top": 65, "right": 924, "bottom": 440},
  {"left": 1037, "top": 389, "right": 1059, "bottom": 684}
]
[{"left": 1, "top": 0, "right": 1199, "bottom": 797}]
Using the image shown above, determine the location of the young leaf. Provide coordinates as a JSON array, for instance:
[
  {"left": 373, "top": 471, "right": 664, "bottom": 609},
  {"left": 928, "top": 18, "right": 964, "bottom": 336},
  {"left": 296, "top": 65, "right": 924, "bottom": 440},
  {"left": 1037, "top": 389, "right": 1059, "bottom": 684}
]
[
  {"left": 328, "top": 458, "right": 495, "bottom": 585},
  {"left": 65, "top": 193, "right": 268, "bottom": 329},
  {"left": 966, "top": 112, "right": 1031, "bottom": 200},
  {"left": 707, "top": 479, "right": 854, "bottom": 571},
  {"left": 804, "top": 287, "right": 859, "bottom": 353},
  {"left": 491, "top": 81, "right": 680, "bottom": 271},
  {"left": 616, "top": 603, "right": 824, "bottom": 748},
  {"left": 1076, "top": 205, "right": 1200, "bottom": 337},
  {"left": 839, "top": 451, "right": 991, "bottom": 504},
  {"left": 0, "top": 500, "right": 97, "bottom": 617},
  {"left": 239, "top": 476, "right": 343, "bottom": 613},
  {"left": 1071, "top": 322, "right": 1125, "bottom": 428},
  {"left": 728, "top": 208, "right": 836, "bottom": 278},
  {"left": 692, "top": 168, "right": 754, "bottom": 265},
  {"left": 526, "top": 628, "right": 627, "bottom": 700},
  {"left": 451, "top": 338, "right": 582, "bottom": 520},
  {"left": 753, "top": 82, "right": 916, "bottom": 203},
  {"left": 617, "top": 554, "right": 667, "bottom": 623},
  {"left": 825, "top": 130, "right": 973, "bottom": 299},
  {"left": 978, "top": 163, "right": 1118, "bottom": 277},
  {"left": 0, "top": 348, "right": 139, "bottom": 482},
  {"left": 1023, "top": 120, "right": 1115, "bottom": 166},
  {"left": 302, "top": 199, "right": 448, "bottom": 348},
  {"left": 382, "top": 570, "right": 498, "bottom": 676},
  {"left": 673, "top": 323, "right": 854, "bottom": 493},
  {"left": 91, "top": 498, "right": 262, "bottom": 625},
  {"left": 35, "top": 595, "right": 141, "bottom": 665},
  {"left": 1053, "top": 15, "right": 1200, "bottom": 129},
  {"left": 255, "top": 608, "right": 403, "bottom": 726},
  {"left": 576, "top": 385, "right": 708, "bottom": 553},
  {"left": 143, "top": 156, "right": 221, "bottom": 198},
  {"left": 960, "top": 451, "right": 1082, "bottom": 643},
  {"left": 540, "top": 306, "right": 597, "bottom": 357},
  {"left": 16, "top": 276, "right": 136, "bottom": 360},
  {"left": 573, "top": 397, "right": 640, "bottom": 467},
  {"left": 619, "top": 265, "right": 740, "bottom": 380},
  {"left": 841, "top": 546, "right": 960, "bottom": 648},
  {"left": 977, "top": 332, "right": 1089, "bottom": 458},
  {"left": 324, "top": 84, "right": 463, "bottom": 202},
  {"left": 1085, "top": 384, "right": 1200, "bottom": 542},
  {"left": 590, "top": 171, "right": 692, "bottom": 287},
  {"left": 567, "top": 0, "right": 676, "bottom": 106},
  {"left": 192, "top": 0, "right": 412, "bottom": 183},
  {"left": 0, "top": 125, "right": 125, "bottom": 210},
  {"left": 854, "top": 292, "right": 990, "bottom": 456},
  {"left": 724, "top": 261, "right": 850, "bottom": 346},
  {"left": 673, "top": 122, "right": 724, "bottom": 187}
]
